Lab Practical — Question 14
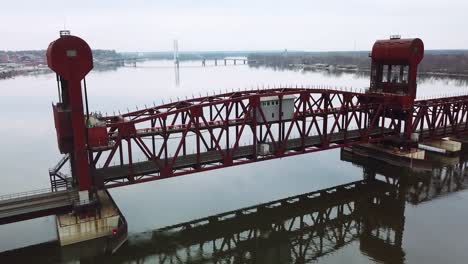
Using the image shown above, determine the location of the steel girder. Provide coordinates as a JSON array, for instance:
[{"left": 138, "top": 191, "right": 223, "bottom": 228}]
[{"left": 91, "top": 88, "right": 407, "bottom": 188}]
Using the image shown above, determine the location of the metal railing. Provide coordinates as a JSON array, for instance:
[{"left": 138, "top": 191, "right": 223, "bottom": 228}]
[
  {"left": 49, "top": 154, "right": 69, "bottom": 174},
  {"left": 56, "top": 212, "right": 119, "bottom": 227},
  {"left": 72, "top": 198, "right": 98, "bottom": 208},
  {"left": 0, "top": 187, "right": 57, "bottom": 202}
]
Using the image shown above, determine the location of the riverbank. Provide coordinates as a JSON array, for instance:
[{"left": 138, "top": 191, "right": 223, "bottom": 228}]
[
  {"left": 0, "top": 66, "right": 51, "bottom": 80},
  {"left": 249, "top": 62, "right": 468, "bottom": 81},
  {"left": 0, "top": 63, "right": 124, "bottom": 80},
  {"left": 248, "top": 50, "right": 468, "bottom": 79}
]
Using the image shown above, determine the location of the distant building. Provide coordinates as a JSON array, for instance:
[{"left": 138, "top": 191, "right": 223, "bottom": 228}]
[
  {"left": 0, "top": 53, "right": 8, "bottom": 63},
  {"left": 20, "top": 55, "right": 32, "bottom": 63},
  {"left": 8, "top": 54, "right": 19, "bottom": 63}
]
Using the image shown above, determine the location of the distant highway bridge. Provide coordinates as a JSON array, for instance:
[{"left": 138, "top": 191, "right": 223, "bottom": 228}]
[{"left": 114, "top": 57, "right": 251, "bottom": 67}]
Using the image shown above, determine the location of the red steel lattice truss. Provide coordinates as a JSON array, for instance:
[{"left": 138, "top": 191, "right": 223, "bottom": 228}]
[
  {"left": 87, "top": 89, "right": 468, "bottom": 188},
  {"left": 47, "top": 35, "right": 468, "bottom": 190}
]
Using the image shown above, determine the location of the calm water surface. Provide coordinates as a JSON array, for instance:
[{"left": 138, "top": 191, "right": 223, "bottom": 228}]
[{"left": 1, "top": 61, "right": 468, "bottom": 263}]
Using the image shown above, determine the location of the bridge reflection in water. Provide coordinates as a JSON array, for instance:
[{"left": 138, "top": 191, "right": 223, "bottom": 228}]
[
  {"left": 2, "top": 152, "right": 468, "bottom": 263},
  {"left": 116, "top": 179, "right": 404, "bottom": 264}
]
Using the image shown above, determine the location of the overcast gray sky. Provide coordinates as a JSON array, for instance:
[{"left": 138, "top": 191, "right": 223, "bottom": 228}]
[{"left": 1, "top": 0, "right": 467, "bottom": 51}]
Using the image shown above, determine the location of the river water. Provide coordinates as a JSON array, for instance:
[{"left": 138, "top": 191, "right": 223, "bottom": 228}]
[{"left": 1, "top": 61, "right": 468, "bottom": 263}]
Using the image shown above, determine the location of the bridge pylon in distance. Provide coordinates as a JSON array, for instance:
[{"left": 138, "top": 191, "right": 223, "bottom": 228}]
[
  {"left": 47, "top": 31, "right": 95, "bottom": 199},
  {"left": 366, "top": 36, "right": 424, "bottom": 145}
]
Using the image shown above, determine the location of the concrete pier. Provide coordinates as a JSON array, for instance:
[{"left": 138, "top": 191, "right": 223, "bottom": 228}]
[
  {"left": 356, "top": 143, "right": 425, "bottom": 159},
  {"left": 56, "top": 190, "right": 123, "bottom": 246},
  {"left": 344, "top": 143, "right": 429, "bottom": 171},
  {"left": 419, "top": 138, "right": 462, "bottom": 155},
  {"left": 448, "top": 136, "right": 468, "bottom": 151},
  {"left": 343, "top": 139, "right": 466, "bottom": 172}
]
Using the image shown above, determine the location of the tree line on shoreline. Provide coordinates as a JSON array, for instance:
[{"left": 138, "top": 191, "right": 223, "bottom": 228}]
[{"left": 247, "top": 50, "right": 468, "bottom": 76}]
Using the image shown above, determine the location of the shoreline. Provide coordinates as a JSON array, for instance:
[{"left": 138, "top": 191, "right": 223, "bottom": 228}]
[
  {"left": 2, "top": 61, "right": 468, "bottom": 81},
  {"left": 250, "top": 62, "right": 468, "bottom": 80}
]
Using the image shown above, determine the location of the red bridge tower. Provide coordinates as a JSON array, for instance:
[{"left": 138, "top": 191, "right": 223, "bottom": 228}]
[
  {"left": 48, "top": 31, "right": 94, "bottom": 196},
  {"left": 368, "top": 36, "right": 424, "bottom": 140}
]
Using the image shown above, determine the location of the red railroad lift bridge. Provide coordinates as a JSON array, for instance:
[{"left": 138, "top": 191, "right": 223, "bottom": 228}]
[
  {"left": 47, "top": 33, "right": 468, "bottom": 203},
  {"left": 0, "top": 32, "right": 466, "bottom": 250}
]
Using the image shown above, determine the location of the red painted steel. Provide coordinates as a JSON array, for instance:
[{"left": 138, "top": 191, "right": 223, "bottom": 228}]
[
  {"left": 88, "top": 127, "right": 109, "bottom": 148},
  {"left": 372, "top": 38, "right": 424, "bottom": 65},
  {"left": 370, "top": 38, "right": 424, "bottom": 99},
  {"left": 412, "top": 95, "right": 468, "bottom": 139},
  {"left": 87, "top": 88, "right": 409, "bottom": 188},
  {"left": 46, "top": 35, "right": 468, "bottom": 191},
  {"left": 52, "top": 104, "right": 73, "bottom": 153},
  {"left": 47, "top": 35, "right": 93, "bottom": 81},
  {"left": 47, "top": 35, "right": 93, "bottom": 192},
  {"left": 85, "top": 86, "right": 468, "bottom": 189},
  {"left": 369, "top": 37, "right": 425, "bottom": 139}
]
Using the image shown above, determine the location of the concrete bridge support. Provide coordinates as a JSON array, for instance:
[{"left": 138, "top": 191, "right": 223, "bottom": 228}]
[
  {"left": 419, "top": 138, "right": 462, "bottom": 155},
  {"left": 56, "top": 190, "right": 126, "bottom": 248}
]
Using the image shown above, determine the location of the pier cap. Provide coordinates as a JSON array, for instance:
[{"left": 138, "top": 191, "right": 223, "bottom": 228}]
[
  {"left": 372, "top": 38, "right": 424, "bottom": 65},
  {"left": 47, "top": 35, "right": 93, "bottom": 81}
]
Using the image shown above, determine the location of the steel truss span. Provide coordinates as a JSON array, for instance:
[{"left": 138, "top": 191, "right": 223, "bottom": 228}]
[
  {"left": 82, "top": 87, "right": 468, "bottom": 188},
  {"left": 46, "top": 35, "right": 468, "bottom": 191},
  {"left": 92, "top": 88, "right": 400, "bottom": 187},
  {"left": 412, "top": 95, "right": 468, "bottom": 138}
]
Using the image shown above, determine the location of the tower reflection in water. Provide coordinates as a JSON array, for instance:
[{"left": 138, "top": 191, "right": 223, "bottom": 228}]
[{"left": 2, "top": 149, "right": 468, "bottom": 263}]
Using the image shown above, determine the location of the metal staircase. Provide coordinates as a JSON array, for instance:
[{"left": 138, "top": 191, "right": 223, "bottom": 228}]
[{"left": 49, "top": 154, "right": 72, "bottom": 192}]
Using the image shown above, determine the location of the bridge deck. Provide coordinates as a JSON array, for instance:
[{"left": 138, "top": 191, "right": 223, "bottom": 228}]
[
  {"left": 96, "top": 127, "right": 393, "bottom": 182},
  {"left": 0, "top": 190, "right": 75, "bottom": 224}
]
